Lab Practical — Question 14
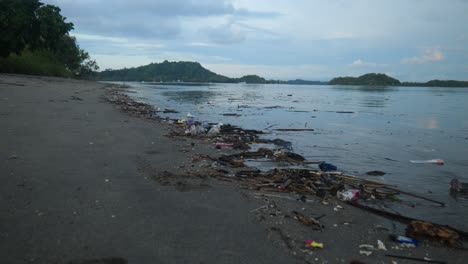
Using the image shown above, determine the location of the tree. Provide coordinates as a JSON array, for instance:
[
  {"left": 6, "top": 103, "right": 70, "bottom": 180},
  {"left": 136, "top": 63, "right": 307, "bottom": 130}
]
[
  {"left": 0, "top": 0, "right": 98, "bottom": 78},
  {"left": 0, "top": 0, "right": 42, "bottom": 57},
  {"left": 34, "top": 4, "right": 74, "bottom": 51}
]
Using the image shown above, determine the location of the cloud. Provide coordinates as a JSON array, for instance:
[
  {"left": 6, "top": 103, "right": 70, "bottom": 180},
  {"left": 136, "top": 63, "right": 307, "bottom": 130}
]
[
  {"left": 43, "top": 0, "right": 277, "bottom": 39},
  {"left": 350, "top": 59, "right": 386, "bottom": 67},
  {"left": 204, "top": 19, "right": 247, "bottom": 44},
  {"left": 401, "top": 49, "right": 445, "bottom": 64},
  {"left": 186, "top": 42, "right": 214, "bottom": 47}
]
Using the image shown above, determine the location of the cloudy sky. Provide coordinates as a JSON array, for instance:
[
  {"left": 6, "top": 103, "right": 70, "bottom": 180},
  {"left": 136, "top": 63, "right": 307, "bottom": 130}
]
[{"left": 44, "top": 0, "right": 468, "bottom": 81}]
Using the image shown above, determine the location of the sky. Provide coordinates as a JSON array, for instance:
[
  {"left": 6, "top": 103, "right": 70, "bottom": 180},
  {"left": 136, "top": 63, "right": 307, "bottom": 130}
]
[{"left": 44, "top": 0, "right": 468, "bottom": 81}]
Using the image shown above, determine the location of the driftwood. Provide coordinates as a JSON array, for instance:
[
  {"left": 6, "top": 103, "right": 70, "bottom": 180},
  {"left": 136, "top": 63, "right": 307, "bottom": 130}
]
[
  {"left": 382, "top": 186, "right": 445, "bottom": 207},
  {"left": 348, "top": 201, "right": 468, "bottom": 241}
]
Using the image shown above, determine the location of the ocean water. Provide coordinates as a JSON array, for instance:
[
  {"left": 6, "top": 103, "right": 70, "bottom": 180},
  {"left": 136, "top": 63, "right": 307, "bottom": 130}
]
[{"left": 124, "top": 82, "right": 468, "bottom": 230}]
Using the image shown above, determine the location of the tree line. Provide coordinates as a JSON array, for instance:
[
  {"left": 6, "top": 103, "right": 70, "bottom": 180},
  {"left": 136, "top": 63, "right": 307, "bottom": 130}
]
[{"left": 0, "top": 0, "right": 98, "bottom": 77}]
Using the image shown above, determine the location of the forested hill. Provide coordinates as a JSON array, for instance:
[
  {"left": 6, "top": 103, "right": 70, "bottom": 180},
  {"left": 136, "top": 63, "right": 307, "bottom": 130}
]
[
  {"left": 96, "top": 61, "right": 269, "bottom": 83},
  {"left": 329, "top": 73, "right": 401, "bottom": 86}
]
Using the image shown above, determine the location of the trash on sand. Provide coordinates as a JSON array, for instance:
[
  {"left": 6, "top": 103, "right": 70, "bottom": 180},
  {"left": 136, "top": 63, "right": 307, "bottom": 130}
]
[
  {"left": 8, "top": 155, "right": 18, "bottom": 160},
  {"left": 293, "top": 211, "right": 322, "bottom": 230},
  {"left": 185, "top": 113, "right": 195, "bottom": 125},
  {"left": 359, "top": 250, "right": 372, "bottom": 256},
  {"left": 384, "top": 254, "right": 447, "bottom": 264},
  {"left": 409, "top": 159, "right": 444, "bottom": 165},
  {"left": 337, "top": 189, "right": 360, "bottom": 202},
  {"left": 334, "top": 205, "right": 344, "bottom": 211},
  {"left": 319, "top": 162, "right": 337, "bottom": 171},
  {"left": 207, "top": 123, "right": 222, "bottom": 136},
  {"left": 359, "top": 244, "right": 375, "bottom": 250},
  {"left": 406, "top": 220, "right": 461, "bottom": 247},
  {"left": 377, "top": 240, "right": 387, "bottom": 251},
  {"left": 305, "top": 240, "right": 324, "bottom": 249},
  {"left": 366, "top": 170, "right": 386, "bottom": 176},
  {"left": 389, "top": 234, "right": 419, "bottom": 247},
  {"left": 186, "top": 125, "right": 206, "bottom": 136}
]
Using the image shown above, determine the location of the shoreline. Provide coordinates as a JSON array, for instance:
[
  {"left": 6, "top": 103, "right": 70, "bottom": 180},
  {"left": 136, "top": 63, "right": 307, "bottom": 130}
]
[{"left": 1, "top": 74, "right": 465, "bottom": 263}]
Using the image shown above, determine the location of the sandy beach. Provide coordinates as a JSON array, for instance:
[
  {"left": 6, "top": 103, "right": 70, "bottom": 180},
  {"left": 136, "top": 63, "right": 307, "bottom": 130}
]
[{"left": 0, "top": 74, "right": 465, "bottom": 264}]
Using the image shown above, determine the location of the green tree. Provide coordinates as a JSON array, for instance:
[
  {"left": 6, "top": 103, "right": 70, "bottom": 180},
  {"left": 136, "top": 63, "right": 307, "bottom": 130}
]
[
  {"left": 0, "top": 0, "right": 42, "bottom": 57},
  {"left": 34, "top": 4, "right": 74, "bottom": 51}
]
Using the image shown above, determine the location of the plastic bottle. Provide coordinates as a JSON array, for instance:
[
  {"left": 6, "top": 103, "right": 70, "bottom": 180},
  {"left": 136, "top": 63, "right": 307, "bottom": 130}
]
[
  {"left": 409, "top": 159, "right": 444, "bottom": 165},
  {"left": 337, "top": 189, "right": 361, "bottom": 201},
  {"left": 305, "top": 240, "right": 324, "bottom": 249},
  {"left": 389, "top": 235, "right": 419, "bottom": 246}
]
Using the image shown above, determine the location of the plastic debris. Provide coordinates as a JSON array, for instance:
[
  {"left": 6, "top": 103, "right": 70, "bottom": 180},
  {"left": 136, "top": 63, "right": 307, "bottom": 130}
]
[
  {"left": 185, "top": 113, "right": 195, "bottom": 125},
  {"left": 389, "top": 234, "right": 419, "bottom": 247},
  {"left": 319, "top": 162, "right": 337, "bottom": 171},
  {"left": 305, "top": 240, "right": 323, "bottom": 249},
  {"left": 186, "top": 125, "right": 206, "bottom": 136},
  {"left": 337, "top": 189, "right": 361, "bottom": 202},
  {"left": 377, "top": 240, "right": 387, "bottom": 251},
  {"left": 359, "top": 244, "right": 375, "bottom": 250},
  {"left": 208, "top": 123, "right": 222, "bottom": 136},
  {"left": 409, "top": 159, "right": 444, "bottom": 165},
  {"left": 359, "top": 250, "right": 372, "bottom": 256}
]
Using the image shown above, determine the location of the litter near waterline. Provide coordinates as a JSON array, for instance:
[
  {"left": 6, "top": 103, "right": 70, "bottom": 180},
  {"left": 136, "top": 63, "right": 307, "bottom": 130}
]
[
  {"left": 359, "top": 250, "right": 373, "bottom": 256},
  {"left": 377, "top": 240, "right": 387, "bottom": 251},
  {"left": 319, "top": 162, "right": 337, "bottom": 171},
  {"left": 410, "top": 159, "right": 444, "bottom": 165},
  {"left": 359, "top": 244, "right": 375, "bottom": 250},
  {"left": 305, "top": 240, "right": 324, "bottom": 249},
  {"left": 185, "top": 113, "right": 195, "bottom": 125},
  {"left": 389, "top": 234, "right": 419, "bottom": 247},
  {"left": 337, "top": 189, "right": 360, "bottom": 202},
  {"left": 292, "top": 211, "right": 322, "bottom": 230}
]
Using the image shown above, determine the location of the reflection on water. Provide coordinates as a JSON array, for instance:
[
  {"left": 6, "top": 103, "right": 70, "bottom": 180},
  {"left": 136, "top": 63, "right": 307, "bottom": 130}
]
[
  {"left": 418, "top": 118, "right": 440, "bottom": 129},
  {"left": 161, "top": 90, "right": 219, "bottom": 104},
  {"left": 359, "top": 95, "right": 389, "bottom": 108},
  {"left": 332, "top": 85, "right": 398, "bottom": 93}
]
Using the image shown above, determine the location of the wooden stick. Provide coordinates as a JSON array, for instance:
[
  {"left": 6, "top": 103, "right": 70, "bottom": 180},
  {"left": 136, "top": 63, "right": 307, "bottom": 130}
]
[{"left": 382, "top": 186, "right": 445, "bottom": 207}]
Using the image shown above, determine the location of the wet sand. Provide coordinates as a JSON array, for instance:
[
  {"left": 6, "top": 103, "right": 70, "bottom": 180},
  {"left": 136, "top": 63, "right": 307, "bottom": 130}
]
[{"left": 0, "top": 74, "right": 465, "bottom": 264}]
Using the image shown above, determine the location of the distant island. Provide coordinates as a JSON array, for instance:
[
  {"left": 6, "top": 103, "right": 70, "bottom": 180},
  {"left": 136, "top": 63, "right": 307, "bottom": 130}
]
[
  {"left": 96, "top": 61, "right": 269, "bottom": 84},
  {"left": 330, "top": 73, "right": 468, "bottom": 87},
  {"left": 329, "top": 73, "right": 401, "bottom": 86},
  {"left": 95, "top": 61, "right": 468, "bottom": 87}
]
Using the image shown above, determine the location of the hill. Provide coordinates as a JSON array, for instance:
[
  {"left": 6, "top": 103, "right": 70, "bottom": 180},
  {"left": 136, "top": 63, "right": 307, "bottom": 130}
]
[
  {"left": 329, "top": 73, "right": 401, "bottom": 86},
  {"left": 97, "top": 60, "right": 231, "bottom": 83}
]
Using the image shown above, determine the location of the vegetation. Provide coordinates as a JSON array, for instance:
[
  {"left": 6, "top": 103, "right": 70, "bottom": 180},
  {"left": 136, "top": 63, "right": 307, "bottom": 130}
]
[
  {"left": 402, "top": 80, "right": 468, "bottom": 88},
  {"left": 0, "top": 0, "right": 98, "bottom": 78},
  {"left": 287, "top": 79, "right": 328, "bottom": 85},
  {"left": 97, "top": 61, "right": 271, "bottom": 84},
  {"left": 329, "top": 73, "right": 401, "bottom": 86},
  {"left": 329, "top": 73, "right": 468, "bottom": 87}
]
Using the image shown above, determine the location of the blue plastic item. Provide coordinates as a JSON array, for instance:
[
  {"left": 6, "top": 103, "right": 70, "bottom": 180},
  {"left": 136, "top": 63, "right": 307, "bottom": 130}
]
[{"left": 319, "top": 162, "right": 337, "bottom": 172}]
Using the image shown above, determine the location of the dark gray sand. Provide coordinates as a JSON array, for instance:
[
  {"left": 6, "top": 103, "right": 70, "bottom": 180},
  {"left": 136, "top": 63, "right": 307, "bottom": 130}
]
[{"left": 0, "top": 74, "right": 465, "bottom": 264}]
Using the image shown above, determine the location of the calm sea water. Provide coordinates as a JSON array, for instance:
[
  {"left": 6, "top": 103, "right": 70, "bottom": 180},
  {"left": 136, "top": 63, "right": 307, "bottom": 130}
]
[{"left": 124, "top": 82, "right": 468, "bottom": 229}]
